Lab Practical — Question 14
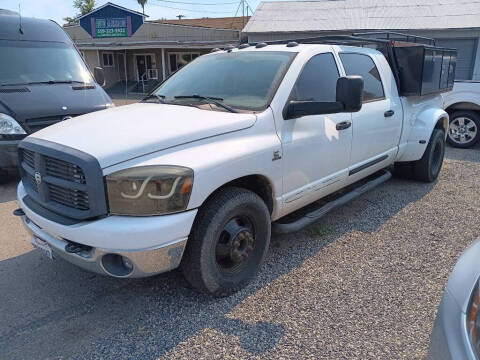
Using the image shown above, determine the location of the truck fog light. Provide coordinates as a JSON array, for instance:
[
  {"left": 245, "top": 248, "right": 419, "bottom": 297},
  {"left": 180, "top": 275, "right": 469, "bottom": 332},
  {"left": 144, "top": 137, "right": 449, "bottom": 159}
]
[{"left": 101, "top": 254, "right": 134, "bottom": 277}]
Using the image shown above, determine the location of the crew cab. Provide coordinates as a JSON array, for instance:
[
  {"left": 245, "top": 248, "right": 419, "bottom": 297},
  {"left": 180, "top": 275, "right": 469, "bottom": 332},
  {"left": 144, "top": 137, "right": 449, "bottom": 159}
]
[
  {"left": 443, "top": 81, "right": 480, "bottom": 148},
  {"left": 15, "top": 35, "right": 452, "bottom": 296}
]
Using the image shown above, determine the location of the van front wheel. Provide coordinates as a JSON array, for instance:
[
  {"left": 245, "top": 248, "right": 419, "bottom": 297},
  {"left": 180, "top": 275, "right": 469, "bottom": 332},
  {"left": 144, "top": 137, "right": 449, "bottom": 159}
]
[{"left": 181, "top": 187, "right": 271, "bottom": 297}]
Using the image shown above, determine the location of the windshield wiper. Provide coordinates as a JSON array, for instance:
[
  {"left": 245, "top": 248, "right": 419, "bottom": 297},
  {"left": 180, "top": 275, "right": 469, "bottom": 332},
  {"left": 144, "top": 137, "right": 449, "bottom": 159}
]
[
  {"left": 174, "top": 94, "right": 237, "bottom": 113},
  {"left": 27, "top": 80, "right": 87, "bottom": 85},
  {"left": 143, "top": 94, "right": 166, "bottom": 103}
]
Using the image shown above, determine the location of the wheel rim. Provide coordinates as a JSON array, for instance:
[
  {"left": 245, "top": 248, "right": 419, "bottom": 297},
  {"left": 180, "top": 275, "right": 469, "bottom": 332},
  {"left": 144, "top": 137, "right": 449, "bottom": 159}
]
[
  {"left": 449, "top": 117, "right": 478, "bottom": 145},
  {"left": 431, "top": 137, "right": 444, "bottom": 176},
  {"left": 215, "top": 216, "right": 255, "bottom": 274}
]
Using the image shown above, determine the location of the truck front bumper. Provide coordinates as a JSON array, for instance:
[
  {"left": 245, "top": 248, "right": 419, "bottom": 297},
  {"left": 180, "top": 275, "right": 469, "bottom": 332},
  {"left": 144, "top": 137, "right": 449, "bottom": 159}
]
[{"left": 18, "top": 182, "right": 197, "bottom": 278}]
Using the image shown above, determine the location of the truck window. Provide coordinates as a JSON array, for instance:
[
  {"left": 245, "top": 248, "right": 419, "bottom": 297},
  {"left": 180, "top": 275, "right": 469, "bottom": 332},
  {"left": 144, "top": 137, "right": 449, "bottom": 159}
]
[
  {"left": 339, "top": 53, "right": 385, "bottom": 102},
  {"left": 290, "top": 53, "right": 339, "bottom": 102}
]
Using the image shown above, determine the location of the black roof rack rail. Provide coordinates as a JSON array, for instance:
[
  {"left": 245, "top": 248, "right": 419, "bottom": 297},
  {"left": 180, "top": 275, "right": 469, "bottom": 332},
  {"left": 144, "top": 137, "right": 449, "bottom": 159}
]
[
  {"left": 244, "top": 32, "right": 457, "bottom": 96},
  {"left": 353, "top": 31, "right": 436, "bottom": 46}
]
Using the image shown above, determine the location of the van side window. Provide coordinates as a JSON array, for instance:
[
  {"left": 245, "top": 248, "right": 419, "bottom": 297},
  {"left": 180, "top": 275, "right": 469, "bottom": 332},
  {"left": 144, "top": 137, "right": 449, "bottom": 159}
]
[
  {"left": 290, "top": 53, "right": 340, "bottom": 102},
  {"left": 339, "top": 53, "right": 385, "bottom": 102}
]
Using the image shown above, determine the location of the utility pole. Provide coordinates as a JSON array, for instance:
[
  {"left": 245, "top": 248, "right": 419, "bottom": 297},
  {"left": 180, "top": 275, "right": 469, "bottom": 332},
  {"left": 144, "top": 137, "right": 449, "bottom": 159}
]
[{"left": 177, "top": 15, "right": 185, "bottom": 20}]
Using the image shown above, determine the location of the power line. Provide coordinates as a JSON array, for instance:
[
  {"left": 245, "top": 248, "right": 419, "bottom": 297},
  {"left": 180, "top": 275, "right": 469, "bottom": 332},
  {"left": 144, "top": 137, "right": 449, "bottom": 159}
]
[
  {"left": 149, "top": 2, "right": 237, "bottom": 13},
  {"left": 152, "top": 0, "right": 239, "bottom": 5}
]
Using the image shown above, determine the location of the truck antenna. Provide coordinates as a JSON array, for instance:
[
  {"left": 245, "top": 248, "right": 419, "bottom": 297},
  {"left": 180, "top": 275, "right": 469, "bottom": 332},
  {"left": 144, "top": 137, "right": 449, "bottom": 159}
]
[{"left": 18, "top": 3, "right": 24, "bottom": 34}]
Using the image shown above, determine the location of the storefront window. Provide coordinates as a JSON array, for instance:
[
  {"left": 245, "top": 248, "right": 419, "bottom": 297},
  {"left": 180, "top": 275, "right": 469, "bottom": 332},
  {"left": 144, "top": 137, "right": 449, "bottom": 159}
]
[{"left": 169, "top": 53, "right": 199, "bottom": 73}]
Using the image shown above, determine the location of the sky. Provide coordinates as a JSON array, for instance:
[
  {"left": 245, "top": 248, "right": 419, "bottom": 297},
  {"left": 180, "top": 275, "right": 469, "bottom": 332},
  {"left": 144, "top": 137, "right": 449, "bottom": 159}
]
[{"left": 0, "top": 0, "right": 260, "bottom": 24}]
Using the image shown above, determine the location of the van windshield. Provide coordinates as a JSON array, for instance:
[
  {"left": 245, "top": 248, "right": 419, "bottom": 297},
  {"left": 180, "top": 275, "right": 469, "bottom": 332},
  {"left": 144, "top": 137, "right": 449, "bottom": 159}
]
[
  {"left": 154, "top": 51, "right": 296, "bottom": 111},
  {"left": 0, "top": 40, "right": 93, "bottom": 86}
]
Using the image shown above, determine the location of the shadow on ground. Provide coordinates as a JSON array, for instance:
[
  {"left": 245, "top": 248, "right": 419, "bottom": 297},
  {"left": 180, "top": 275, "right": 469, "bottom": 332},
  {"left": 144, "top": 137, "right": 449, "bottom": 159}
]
[{"left": 0, "top": 173, "right": 435, "bottom": 360}]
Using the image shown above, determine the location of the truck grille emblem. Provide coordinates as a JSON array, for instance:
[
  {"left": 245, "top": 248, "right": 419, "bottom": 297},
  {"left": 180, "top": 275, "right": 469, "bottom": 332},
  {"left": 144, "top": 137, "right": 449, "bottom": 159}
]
[{"left": 34, "top": 172, "right": 42, "bottom": 185}]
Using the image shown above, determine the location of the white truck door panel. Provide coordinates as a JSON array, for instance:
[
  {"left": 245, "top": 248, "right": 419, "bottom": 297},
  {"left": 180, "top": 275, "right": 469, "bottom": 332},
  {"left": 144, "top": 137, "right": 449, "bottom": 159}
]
[
  {"left": 280, "top": 52, "right": 353, "bottom": 213},
  {"left": 339, "top": 52, "right": 402, "bottom": 167}
]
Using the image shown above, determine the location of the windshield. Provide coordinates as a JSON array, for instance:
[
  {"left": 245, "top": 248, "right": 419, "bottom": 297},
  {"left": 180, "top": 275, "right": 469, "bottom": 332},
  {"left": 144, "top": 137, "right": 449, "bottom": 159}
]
[
  {"left": 0, "top": 40, "right": 93, "bottom": 86},
  {"left": 154, "top": 51, "right": 296, "bottom": 111}
]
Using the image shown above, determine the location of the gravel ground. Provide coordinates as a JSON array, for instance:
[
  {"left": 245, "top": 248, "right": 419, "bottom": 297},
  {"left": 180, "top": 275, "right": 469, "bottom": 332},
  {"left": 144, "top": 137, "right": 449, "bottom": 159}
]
[{"left": 0, "top": 145, "right": 479, "bottom": 360}]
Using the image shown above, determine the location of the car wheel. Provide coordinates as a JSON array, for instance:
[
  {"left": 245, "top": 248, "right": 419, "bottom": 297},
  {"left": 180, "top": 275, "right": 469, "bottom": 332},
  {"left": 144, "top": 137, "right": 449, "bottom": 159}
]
[
  {"left": 412, "top": 128, "right": 446, "bottom": 182},
  {"left": 447, "top": 111, "right": 480, "bottom": 148},
  {"left": 394, "top": 129, "right": 445, "bottom": 183},
  {"left": 181, "top": 187, "right": 271, "bottom": 297}
]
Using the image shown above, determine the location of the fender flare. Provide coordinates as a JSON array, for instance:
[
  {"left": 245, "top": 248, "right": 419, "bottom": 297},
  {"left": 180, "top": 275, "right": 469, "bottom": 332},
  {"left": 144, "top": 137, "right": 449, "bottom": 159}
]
[{"left": 397, "top": 107, "right": 448, "bottom": 162}]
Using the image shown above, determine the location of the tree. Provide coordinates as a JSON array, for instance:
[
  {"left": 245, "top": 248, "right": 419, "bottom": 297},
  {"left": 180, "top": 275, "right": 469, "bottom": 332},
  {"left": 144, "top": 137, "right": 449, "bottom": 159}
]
[
  {"left": 63, "top": 0, "right": 96, "bottom": 24},
  {"left": 137, "top": 0, "right": 147, "bottom": 15}
]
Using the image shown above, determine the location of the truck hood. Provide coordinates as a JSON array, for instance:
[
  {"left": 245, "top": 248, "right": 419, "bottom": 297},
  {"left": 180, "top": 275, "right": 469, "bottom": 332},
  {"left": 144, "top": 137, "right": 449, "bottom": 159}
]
[{"left": 30, "top": 103, "right": 257, "bottom": 168}]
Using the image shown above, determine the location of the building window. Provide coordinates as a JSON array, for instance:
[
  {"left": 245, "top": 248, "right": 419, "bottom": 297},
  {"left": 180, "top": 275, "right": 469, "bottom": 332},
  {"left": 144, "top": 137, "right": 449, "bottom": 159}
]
[
  {"left": 102, "top": 52, "right": 114, "bottom": 67},
  {"left": 169, "top": 53, "right": 200, "bottom": 73}
]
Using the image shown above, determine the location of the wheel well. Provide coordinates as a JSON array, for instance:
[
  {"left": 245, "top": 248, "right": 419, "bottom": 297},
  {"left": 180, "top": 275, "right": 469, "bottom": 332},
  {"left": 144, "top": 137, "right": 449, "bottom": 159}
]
[
  {"left": 446, "top": 102, "right": 480, "bottom": 114},
  {"left": 207, "top": 175, "right": 274, "bottom": 215}
]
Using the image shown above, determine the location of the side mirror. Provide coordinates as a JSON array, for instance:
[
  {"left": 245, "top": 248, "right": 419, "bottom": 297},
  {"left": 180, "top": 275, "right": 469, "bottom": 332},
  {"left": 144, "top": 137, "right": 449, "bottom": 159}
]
[
  {"left": 93, "top": 67, "right": 106, "bottom": 87},
  {"left": 336, "top": 75, "right": 364, "bottom": 112},
  {"left": 284, "top": 75, "right": 364, "bottom": 120}
]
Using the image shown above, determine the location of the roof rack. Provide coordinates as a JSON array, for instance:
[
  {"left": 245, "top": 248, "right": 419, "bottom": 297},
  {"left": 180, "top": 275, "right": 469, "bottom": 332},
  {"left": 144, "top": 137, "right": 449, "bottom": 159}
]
[
  {"left": 242, "top": 32, "right": 456, "bottom": 95},
  {"left": 353, "top": 31, "right": 436, "bottom": 46}
]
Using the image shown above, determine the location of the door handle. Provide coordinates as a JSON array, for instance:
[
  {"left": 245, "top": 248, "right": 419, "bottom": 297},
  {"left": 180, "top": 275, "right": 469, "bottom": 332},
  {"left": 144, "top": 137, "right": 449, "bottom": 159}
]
[
  {"left": 336, "top": 121, "right": 352, "bottom": 131},
  {"left": 384, "top": 110, "right": 395, "bottom": 117}
]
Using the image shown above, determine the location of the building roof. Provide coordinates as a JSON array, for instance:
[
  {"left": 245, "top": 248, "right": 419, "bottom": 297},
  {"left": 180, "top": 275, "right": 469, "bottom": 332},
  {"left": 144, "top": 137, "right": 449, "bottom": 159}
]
[
  {"left": 243, "top": 0, "right": 480, "bottom": 33},
  {"left": 76, "top": 2, "right": 148, "bottom": 20},
  {"left": 154, "top": 16, "right": 250, "bottom": 30}
]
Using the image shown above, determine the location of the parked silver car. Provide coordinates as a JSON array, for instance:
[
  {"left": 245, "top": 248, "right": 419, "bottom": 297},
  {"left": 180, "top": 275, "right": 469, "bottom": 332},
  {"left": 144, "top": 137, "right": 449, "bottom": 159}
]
[{"left": 428, "top": 238, "right": 480, "bottom": 359}]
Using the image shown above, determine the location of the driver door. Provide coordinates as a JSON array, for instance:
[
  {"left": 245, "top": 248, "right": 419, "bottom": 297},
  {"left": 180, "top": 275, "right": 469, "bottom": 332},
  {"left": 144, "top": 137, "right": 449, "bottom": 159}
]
[{"left": 281, "top": 52, "right": 353, "bottom": 214}]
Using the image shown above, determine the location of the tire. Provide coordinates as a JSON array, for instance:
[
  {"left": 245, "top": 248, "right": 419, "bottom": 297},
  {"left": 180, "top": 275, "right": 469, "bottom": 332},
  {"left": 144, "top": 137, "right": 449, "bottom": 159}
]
[
  {"left": 394, "top": 128, "right": 445, "bottom": 183},
  {"left": 181, "top": 187, "right": 271, "bottom": 297},
  {"left": 447, "top": 111, "right": 480, "bottom": 148}
]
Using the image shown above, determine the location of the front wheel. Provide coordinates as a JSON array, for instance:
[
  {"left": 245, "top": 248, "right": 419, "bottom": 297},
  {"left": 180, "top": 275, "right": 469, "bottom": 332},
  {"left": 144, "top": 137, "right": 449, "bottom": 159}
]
[
  {"left": 447, "top": 111, "right": 480, "bottom": 148},
  {"left": 181, "top": 187, "right": 271, "bottom": 297}
]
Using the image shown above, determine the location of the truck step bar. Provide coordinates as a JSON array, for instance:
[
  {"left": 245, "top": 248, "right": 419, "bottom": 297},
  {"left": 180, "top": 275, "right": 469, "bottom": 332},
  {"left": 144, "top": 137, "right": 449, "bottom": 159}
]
[{"left": 272, "top": 169, "right": 392, "bottom": 234}]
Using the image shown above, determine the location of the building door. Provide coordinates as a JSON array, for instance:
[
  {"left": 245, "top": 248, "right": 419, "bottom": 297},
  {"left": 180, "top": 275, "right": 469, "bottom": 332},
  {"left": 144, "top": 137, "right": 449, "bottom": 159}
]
[
  {"left": 436, "top": 39, "right": 477, "bottom": 80},
  {"left": 136, "top": 55, "right": 152, "bottom": 81}
]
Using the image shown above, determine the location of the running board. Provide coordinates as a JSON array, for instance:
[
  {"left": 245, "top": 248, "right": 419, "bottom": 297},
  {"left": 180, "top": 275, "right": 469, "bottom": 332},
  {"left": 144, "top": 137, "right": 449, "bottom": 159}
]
[{"left": 272, "top": 169, "right": 392, "bottom": 234}]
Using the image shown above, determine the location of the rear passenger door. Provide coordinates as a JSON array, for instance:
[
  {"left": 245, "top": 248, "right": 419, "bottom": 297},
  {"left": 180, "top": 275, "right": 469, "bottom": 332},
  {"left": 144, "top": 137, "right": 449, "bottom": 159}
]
[{"left": 339, "top": 53, "right": 402, "bottom": 172}]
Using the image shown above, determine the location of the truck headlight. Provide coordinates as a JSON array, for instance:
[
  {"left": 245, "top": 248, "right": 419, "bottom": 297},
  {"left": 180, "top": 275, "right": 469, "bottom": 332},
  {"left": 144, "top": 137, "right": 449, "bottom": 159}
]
[
  {"left": 467, "top": 279, "right": 480, "bottom": 358},
  {"left": 0, "top": 114, "right": 26, "bottom": 135},
  {"left": 106, "top": 166, "right": 194, "bottom": 216}
]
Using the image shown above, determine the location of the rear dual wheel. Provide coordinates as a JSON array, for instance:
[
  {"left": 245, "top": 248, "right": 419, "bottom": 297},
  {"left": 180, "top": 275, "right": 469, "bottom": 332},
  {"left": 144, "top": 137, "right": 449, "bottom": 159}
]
[
  {"left": 181, "top": 187, "right": 271, "bottom": 297},
  {"left": 394, "top": 128, "right": 445, "bottom": 183}
]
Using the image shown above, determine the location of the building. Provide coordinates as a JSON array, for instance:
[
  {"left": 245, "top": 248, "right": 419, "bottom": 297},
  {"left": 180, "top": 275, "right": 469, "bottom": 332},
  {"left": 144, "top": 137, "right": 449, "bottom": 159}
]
[
  {"left": 64, "top": 2, "right": 242, "bottom": 92},
  {"left": 243, "top": 0, "right": 480, "bottom": 80}
]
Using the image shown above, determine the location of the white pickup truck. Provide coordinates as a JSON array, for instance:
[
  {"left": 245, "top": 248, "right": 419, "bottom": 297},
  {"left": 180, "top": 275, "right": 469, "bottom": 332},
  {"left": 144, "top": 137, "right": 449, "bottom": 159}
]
[
  {"left": 15, "top": 36, "right": 451, "bottom": 296},
  {"left": 444, "top": 81, "right": 480, "bottom": 148}
]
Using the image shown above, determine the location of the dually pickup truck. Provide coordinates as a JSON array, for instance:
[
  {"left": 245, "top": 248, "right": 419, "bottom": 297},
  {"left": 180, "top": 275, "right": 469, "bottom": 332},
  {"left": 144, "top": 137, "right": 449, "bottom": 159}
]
[{"left": 15, "top": 34, "right": 455, "bottom": 296}]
